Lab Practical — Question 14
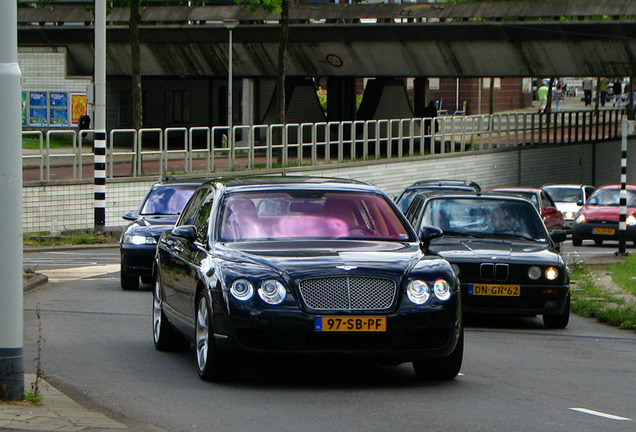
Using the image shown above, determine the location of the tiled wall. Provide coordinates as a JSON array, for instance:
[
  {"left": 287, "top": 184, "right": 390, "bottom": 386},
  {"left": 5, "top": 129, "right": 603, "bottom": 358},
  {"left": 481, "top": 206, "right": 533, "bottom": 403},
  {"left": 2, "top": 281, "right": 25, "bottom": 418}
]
[{"left": 19, "top": 47, "right": 91, "bottom": 93}]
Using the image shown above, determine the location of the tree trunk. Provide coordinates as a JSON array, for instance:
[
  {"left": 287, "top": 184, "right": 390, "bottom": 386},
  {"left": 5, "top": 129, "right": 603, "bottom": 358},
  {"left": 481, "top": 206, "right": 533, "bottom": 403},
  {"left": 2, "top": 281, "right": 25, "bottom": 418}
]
[
  {"left": 130, "top": 1, "right": 143, "bottom": 130},
  {"left": 276, "top": 0, "right": 289, "bottom": 125}
]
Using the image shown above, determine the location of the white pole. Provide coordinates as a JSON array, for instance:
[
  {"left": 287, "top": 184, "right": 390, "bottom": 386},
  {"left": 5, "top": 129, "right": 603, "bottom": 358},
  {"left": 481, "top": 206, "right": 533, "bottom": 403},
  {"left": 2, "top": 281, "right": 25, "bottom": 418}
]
[
  {"left": 618, "top": 116, "right": 628, "bottom": 255},
  {"left": 0, "top": 0, "right": 24, "bottom": 401},
  {"left": 223, "top": 20, "right": 238, "bottom": 167}
]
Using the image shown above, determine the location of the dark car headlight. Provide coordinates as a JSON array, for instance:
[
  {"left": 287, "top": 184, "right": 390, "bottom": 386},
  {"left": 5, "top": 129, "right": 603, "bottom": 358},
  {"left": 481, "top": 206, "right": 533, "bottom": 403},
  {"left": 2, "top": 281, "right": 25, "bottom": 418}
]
[
  {"left": 628, "top": 215, "right": 636, "bottom": 226},
  {"left": 230, "top": 278, "right": 254, "bottom": 301},
  {"left": 122, "top": 234, "right": 157, "bottom": 245},
  {"left": 258, "top": 280, "right": 287, "bottom": 305},
  {"left": 433, "top": 279, "right": 452, "bottom": 301},
  {"left": 407, "top": 280, "right": 431, "bottom": 305}
]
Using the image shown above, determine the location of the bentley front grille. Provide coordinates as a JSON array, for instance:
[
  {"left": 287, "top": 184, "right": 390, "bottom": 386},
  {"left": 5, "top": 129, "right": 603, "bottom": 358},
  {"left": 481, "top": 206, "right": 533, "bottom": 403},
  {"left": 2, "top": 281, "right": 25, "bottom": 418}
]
[{"left": 298, "top": 276, "right": 396, "bottom": 311}]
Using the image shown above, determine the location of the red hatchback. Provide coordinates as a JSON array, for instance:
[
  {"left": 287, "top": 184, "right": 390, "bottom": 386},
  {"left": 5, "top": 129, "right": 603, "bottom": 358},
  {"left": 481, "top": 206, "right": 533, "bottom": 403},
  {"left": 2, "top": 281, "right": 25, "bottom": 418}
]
[
  {"left": 571, "top": 184, "right": 636, "bottom": 246},
  {"left": 486, "top": 186, "right": 566, "bottom": 233}
]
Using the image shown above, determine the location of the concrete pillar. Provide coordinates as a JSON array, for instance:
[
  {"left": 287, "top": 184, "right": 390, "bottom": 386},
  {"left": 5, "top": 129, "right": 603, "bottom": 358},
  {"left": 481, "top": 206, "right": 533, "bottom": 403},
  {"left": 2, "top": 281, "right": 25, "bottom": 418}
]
[{"left": 242, "top": 78, "right": 255, "bottom": 126}]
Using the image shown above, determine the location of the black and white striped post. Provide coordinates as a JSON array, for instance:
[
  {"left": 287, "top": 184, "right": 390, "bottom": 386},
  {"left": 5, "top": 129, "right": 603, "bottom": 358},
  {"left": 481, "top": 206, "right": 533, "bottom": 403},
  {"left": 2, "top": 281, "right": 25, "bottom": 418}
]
[
  {"left": 618, "top": 116, "right": 630, "bottom": 255},
  {"left": 94, "top": 0, "right": 106, "bottom": 234}
]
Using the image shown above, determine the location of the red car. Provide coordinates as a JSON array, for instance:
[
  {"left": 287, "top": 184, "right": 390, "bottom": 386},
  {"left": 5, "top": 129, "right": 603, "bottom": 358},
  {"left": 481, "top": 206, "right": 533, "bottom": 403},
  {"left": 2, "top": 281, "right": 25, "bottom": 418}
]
[
  {"left": 486, "top": 187, "right": 565, "bottom": 233},
  {"left": 572, "top": 184, "right": 636, "bottom": 246}
]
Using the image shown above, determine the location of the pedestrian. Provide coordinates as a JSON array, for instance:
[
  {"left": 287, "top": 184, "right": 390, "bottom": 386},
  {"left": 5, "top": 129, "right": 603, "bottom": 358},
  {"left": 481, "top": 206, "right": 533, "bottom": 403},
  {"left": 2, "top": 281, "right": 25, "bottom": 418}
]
[
  {"left": 613, "top": 80, "right": 623, "bottom": 107},
  {"left": 554, "top": 83, "right": 564, "bottom": 113},
  {"left": 422, "top": 100, "right": 438, "bottom": 147},
  {"left": 599, "top": 77, "right": 609, "bottom": 107},
  {"left": 582, "top": 77, "right": 594, "bottom": 106},
  {"left": 537, "top": 83, "right": 549, "bottom": 113}
]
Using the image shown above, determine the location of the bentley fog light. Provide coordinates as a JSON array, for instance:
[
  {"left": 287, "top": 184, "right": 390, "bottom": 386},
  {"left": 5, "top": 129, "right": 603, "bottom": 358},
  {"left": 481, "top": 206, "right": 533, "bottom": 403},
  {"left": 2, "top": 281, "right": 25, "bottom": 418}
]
[
  {"left": 433, "top": 279, "right": 452, "bottom": 301},
  {"left": 124, "top": 234, "right": 157, "bottom": 245},
  {"left": 545, "top": 267, "right": 559, "bottom": 281},
  {"left": 407, "top": 280, "right": 430, "bottom": 305},
  {"left": 258, "top": 280, "right": 286, "bottom": 305},
  {"left": 230, "top": 279, "right": 254, "bottom": 301},
  {"left": 528, "top": 266, "right": 542, "bottom": 280},
  {"left": 627, "top": 214, "right": 636, "bottom": 226}
]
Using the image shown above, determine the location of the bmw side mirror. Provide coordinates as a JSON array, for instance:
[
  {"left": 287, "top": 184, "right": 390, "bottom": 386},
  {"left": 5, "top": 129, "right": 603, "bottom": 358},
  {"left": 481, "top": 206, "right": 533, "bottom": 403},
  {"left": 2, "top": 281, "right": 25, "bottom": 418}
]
[
  {"left": 550, "top": 230, "right": 567, "bottom": 244},
  {"left": 419, "top": 225, "right": 443, "bottom": 252},
  {"left": 122, "top": 210, "right": 137, "bottom": 221},
  {"left": 172, "top": 225, "right": 198, "bottom": 243}
]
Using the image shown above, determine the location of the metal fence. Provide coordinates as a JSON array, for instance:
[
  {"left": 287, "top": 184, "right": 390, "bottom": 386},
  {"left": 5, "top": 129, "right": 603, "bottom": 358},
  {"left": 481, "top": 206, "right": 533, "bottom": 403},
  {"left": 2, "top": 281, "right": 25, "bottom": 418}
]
[{"left": 22, "top": 109, "right": 624, "bottom": 183}]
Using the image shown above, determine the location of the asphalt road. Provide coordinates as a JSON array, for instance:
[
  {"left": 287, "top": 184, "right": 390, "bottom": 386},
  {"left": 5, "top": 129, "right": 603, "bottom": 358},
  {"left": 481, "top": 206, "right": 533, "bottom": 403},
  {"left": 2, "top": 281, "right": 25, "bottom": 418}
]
[{"left": 21, "top": 244, "right": 636, "bottom": 432}]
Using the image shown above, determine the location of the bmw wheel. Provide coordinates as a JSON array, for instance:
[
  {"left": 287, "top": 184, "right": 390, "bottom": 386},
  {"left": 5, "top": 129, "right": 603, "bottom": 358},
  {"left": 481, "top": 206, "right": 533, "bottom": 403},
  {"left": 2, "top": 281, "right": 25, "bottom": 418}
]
[
  {"left": 413, "top": 327, "right": 463, "bottom": 380},
  {"left": 195, "top": 294, "right": 238, "bottom": 382},
  {"left": 153, "top": 274, "right": 188, "bottom": 351}
]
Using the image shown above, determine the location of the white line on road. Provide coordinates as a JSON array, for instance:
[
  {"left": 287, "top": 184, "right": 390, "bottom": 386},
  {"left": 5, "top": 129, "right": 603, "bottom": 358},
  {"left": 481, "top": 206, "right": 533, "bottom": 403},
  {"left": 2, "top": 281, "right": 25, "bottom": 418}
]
[
  {"left": 570, "top": 408, "right": 632, "bottom": 421},
  {"left": 44, "top": 264, "right": 120, "bottom": 281}
]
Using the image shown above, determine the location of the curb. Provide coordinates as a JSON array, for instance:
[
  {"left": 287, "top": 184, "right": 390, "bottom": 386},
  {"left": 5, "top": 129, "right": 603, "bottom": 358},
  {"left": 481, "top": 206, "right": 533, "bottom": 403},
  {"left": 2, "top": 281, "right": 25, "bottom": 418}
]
[{"left": 23, "top": 274, "right": 48, "bottom": 292}]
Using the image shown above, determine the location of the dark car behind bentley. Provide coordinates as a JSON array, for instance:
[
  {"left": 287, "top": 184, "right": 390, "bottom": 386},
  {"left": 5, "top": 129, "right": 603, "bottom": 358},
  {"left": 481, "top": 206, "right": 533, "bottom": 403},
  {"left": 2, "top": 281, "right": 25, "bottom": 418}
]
[
  {"left": 119, "top": 179, "right": 201, "bottom": 290},
  {"left": 152, "top": 176, "right": 463, "bottom": 381},
  {"left": 405, "top": 193, "right": 570, "bottom": 328}
]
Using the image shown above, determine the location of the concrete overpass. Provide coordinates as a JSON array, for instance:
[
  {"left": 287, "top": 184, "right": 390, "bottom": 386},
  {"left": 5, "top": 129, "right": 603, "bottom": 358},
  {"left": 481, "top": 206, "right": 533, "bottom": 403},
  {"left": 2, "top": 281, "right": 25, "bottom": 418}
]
[{"left": 17, "top": 1, "right": 636, "bottom": 78}]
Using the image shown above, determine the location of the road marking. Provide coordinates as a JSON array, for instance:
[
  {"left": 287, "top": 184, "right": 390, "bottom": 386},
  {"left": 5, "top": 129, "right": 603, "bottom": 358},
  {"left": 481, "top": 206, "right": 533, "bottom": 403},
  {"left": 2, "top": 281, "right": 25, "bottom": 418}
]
[
  {"left": 43, "top": 264, "right": 120, "bottom": 282},
  {"left": 570, "top": 408, "right": 632, "bottom": 421}
]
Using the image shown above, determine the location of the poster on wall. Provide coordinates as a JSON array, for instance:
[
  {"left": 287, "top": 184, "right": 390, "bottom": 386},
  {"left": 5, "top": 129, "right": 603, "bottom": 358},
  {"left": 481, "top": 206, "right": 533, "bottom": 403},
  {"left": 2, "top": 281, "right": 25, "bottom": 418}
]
[
  {"left": 49, "top": 92, "right": 69, "bottom": 127},
  {"left": 22, "top": 92, "right": 27, "bottom": 126},
  {"left": 70, "top": 93, "right": 87, "bottom": 126},
  {"left": 29, "top": 92, "right": 48, "bottom": 127}
]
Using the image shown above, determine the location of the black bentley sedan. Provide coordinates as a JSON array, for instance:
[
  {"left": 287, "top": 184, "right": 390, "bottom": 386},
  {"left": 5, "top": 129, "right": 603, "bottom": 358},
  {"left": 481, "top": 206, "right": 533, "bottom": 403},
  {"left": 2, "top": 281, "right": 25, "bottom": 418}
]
[
  {"left": 119, "top": 178, "right": 201, "bottom": 290},
  {"left": 405, "top": 193, "right": 570, "bottom": 329},
  {"left": 152, "top": 176, "right": 463, "bottom": 381}
]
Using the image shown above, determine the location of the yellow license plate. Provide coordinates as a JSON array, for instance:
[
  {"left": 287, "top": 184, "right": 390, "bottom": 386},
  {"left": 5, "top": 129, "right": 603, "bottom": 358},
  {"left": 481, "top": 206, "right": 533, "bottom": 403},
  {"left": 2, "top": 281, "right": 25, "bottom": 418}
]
[
  {"left": 315, "top": 316, "right": 387, "bottom": 332},
  {"left": 469, "top": 284, "right": 520, "bottom": 297},
  {"left": 593, "top": 227, "right": 615, "bottom": 235}
]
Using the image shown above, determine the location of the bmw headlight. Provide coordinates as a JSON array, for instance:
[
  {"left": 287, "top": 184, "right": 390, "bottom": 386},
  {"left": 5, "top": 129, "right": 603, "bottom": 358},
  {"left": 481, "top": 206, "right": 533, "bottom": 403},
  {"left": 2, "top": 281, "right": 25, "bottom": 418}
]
[
  {"left": 433, "top": 279, "right": 452, "bottom": 301},
  {"left": 123, "top": 234, "right": 157, "bottom": 245},
  {"left": 258, "top": 280, "right": 286, "bottom": 305},
  {"left": 528, "top": 266, "right": 542, "bottom": 280},
  {"left": 575, "top": 214, "right": 586, "bottom": 224},
  {"left": 407, "top": 280, "right": 430, "bottom": 305},
  {"left": 545, "top": 267, "right": 559, "bottom": 281},
  {"left": 230, "top": 279, "right": 254, "bottom": 301},
  {"left": 627, "top": 214, "right": 636, "bottom": 226}
]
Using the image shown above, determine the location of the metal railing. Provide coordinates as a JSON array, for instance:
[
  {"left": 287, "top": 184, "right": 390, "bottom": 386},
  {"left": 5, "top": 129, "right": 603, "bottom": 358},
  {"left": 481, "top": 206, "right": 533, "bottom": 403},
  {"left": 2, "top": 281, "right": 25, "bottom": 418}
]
[{"left": 22, "top": 109, "right": 624, "bottom": 183}]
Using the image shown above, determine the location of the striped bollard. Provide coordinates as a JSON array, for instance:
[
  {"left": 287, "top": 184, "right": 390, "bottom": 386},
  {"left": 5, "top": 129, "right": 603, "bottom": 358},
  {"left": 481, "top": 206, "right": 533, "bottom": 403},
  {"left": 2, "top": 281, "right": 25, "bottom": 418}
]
[
  {"left": 617, "top": 117, "right": 628, "bottom": 255},
  {"left": 94, "top": 130, "right": 106, "bottom": 233}
]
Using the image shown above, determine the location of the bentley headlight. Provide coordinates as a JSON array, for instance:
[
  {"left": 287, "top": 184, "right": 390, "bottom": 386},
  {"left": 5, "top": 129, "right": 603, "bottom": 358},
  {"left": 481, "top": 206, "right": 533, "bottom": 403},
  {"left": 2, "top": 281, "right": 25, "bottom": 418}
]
[
  {"left": 545, "top": 267, "right": 559, "bottom": 281},
  {"left": 575, "top": 214, "right": 586, "bottom": 224},
  {"left": 407, "top": 280, "right": 430, "bottom": 305},
  {"left": 230, "top": 279, "right": 254, "bottom": 301},
  {"left": 627, "top": 214, "right": 636, "bottom": 226},
  {"left": 123, "top": 234, "right": 157, "bottom": 245},
  {"left": 528, "top": 266, "right": 542, "bottom": 280},
  {"left": 258, "top": 280, "right": 286, "bottom": 305},
  {"left": 433, "top": 279, "right": 452, "bottom": 301}
]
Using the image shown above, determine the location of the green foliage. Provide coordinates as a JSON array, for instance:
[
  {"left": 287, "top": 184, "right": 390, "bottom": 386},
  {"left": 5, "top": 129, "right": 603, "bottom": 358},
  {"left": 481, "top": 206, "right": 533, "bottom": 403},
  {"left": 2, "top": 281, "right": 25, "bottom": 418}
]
[
  {"left": 23, "top": 390, "right": 42, "bottom": 405},
  {"left": 240, "top": 0, "right": 283, "bottom": 14},
  {"left": 566, "top": 254, "right": 636, "bottom": 332},
  {"left": 24, "top": 232, "right": 115, "bottom": 246},
  {"left": 608, "top": 254, "right": 636, "bottom": 297}
]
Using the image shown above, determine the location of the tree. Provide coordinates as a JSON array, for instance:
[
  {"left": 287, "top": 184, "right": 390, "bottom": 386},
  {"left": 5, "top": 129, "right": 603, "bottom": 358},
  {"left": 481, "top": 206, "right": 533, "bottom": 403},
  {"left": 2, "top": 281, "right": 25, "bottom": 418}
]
[
  {"left": 113, "top": 0, "right": 143, "bottom": 130},
  {"left": 241, "top": 0, "right": 289, "bottom": 126}
]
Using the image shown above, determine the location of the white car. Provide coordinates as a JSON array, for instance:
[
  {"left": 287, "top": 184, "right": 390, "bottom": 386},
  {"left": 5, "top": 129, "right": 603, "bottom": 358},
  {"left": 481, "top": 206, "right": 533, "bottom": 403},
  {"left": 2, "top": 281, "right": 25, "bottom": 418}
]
[{"left": 542, "top": 184, "right": 596, "bottom": 232}]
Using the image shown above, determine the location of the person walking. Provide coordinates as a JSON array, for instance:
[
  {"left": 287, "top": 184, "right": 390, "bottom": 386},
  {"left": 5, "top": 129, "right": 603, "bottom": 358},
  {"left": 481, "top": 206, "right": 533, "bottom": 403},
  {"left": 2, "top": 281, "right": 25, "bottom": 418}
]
[
  {"left": 599, "top": 77, "right": 609, "bottom": 107},
  {"left": 582, "top": 77, "right": 593, "bottom": 106},
  {"left": 554, "top": 83, "right": 564, "bottom": 113},
  {"left": 613, "top": 80, "right": 623, "bottom": 107},
  {"left": 537, "top": 83, "right": 549, "bottom": 113}
]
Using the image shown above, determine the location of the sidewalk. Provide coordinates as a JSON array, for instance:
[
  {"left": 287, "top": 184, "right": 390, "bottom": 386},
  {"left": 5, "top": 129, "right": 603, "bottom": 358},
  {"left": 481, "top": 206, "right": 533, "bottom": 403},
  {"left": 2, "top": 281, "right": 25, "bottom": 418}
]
[{"left": 3, "top": 248, "right": 633, "bottom": 432}]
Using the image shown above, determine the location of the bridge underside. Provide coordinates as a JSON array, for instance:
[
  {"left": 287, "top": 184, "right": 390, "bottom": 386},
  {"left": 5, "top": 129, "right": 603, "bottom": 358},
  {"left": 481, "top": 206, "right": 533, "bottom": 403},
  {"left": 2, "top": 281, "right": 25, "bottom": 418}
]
[{"left": 17, "top": 1, "right": 636, "bottom": 79}]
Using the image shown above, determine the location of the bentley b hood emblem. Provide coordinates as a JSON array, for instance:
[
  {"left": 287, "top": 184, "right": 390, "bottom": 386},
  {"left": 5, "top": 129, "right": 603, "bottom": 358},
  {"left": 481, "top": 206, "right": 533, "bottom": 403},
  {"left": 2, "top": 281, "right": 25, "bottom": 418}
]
[{"left": 336, "top": 265, "right": 357, "bottom": 271}]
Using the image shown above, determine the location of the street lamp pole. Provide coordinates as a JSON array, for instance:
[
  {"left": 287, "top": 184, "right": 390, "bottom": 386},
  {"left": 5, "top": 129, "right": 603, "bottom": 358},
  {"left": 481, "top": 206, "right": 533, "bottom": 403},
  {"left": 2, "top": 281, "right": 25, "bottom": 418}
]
[{"left": 223, "top": 19, "right": 239, "bottom": 166}]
